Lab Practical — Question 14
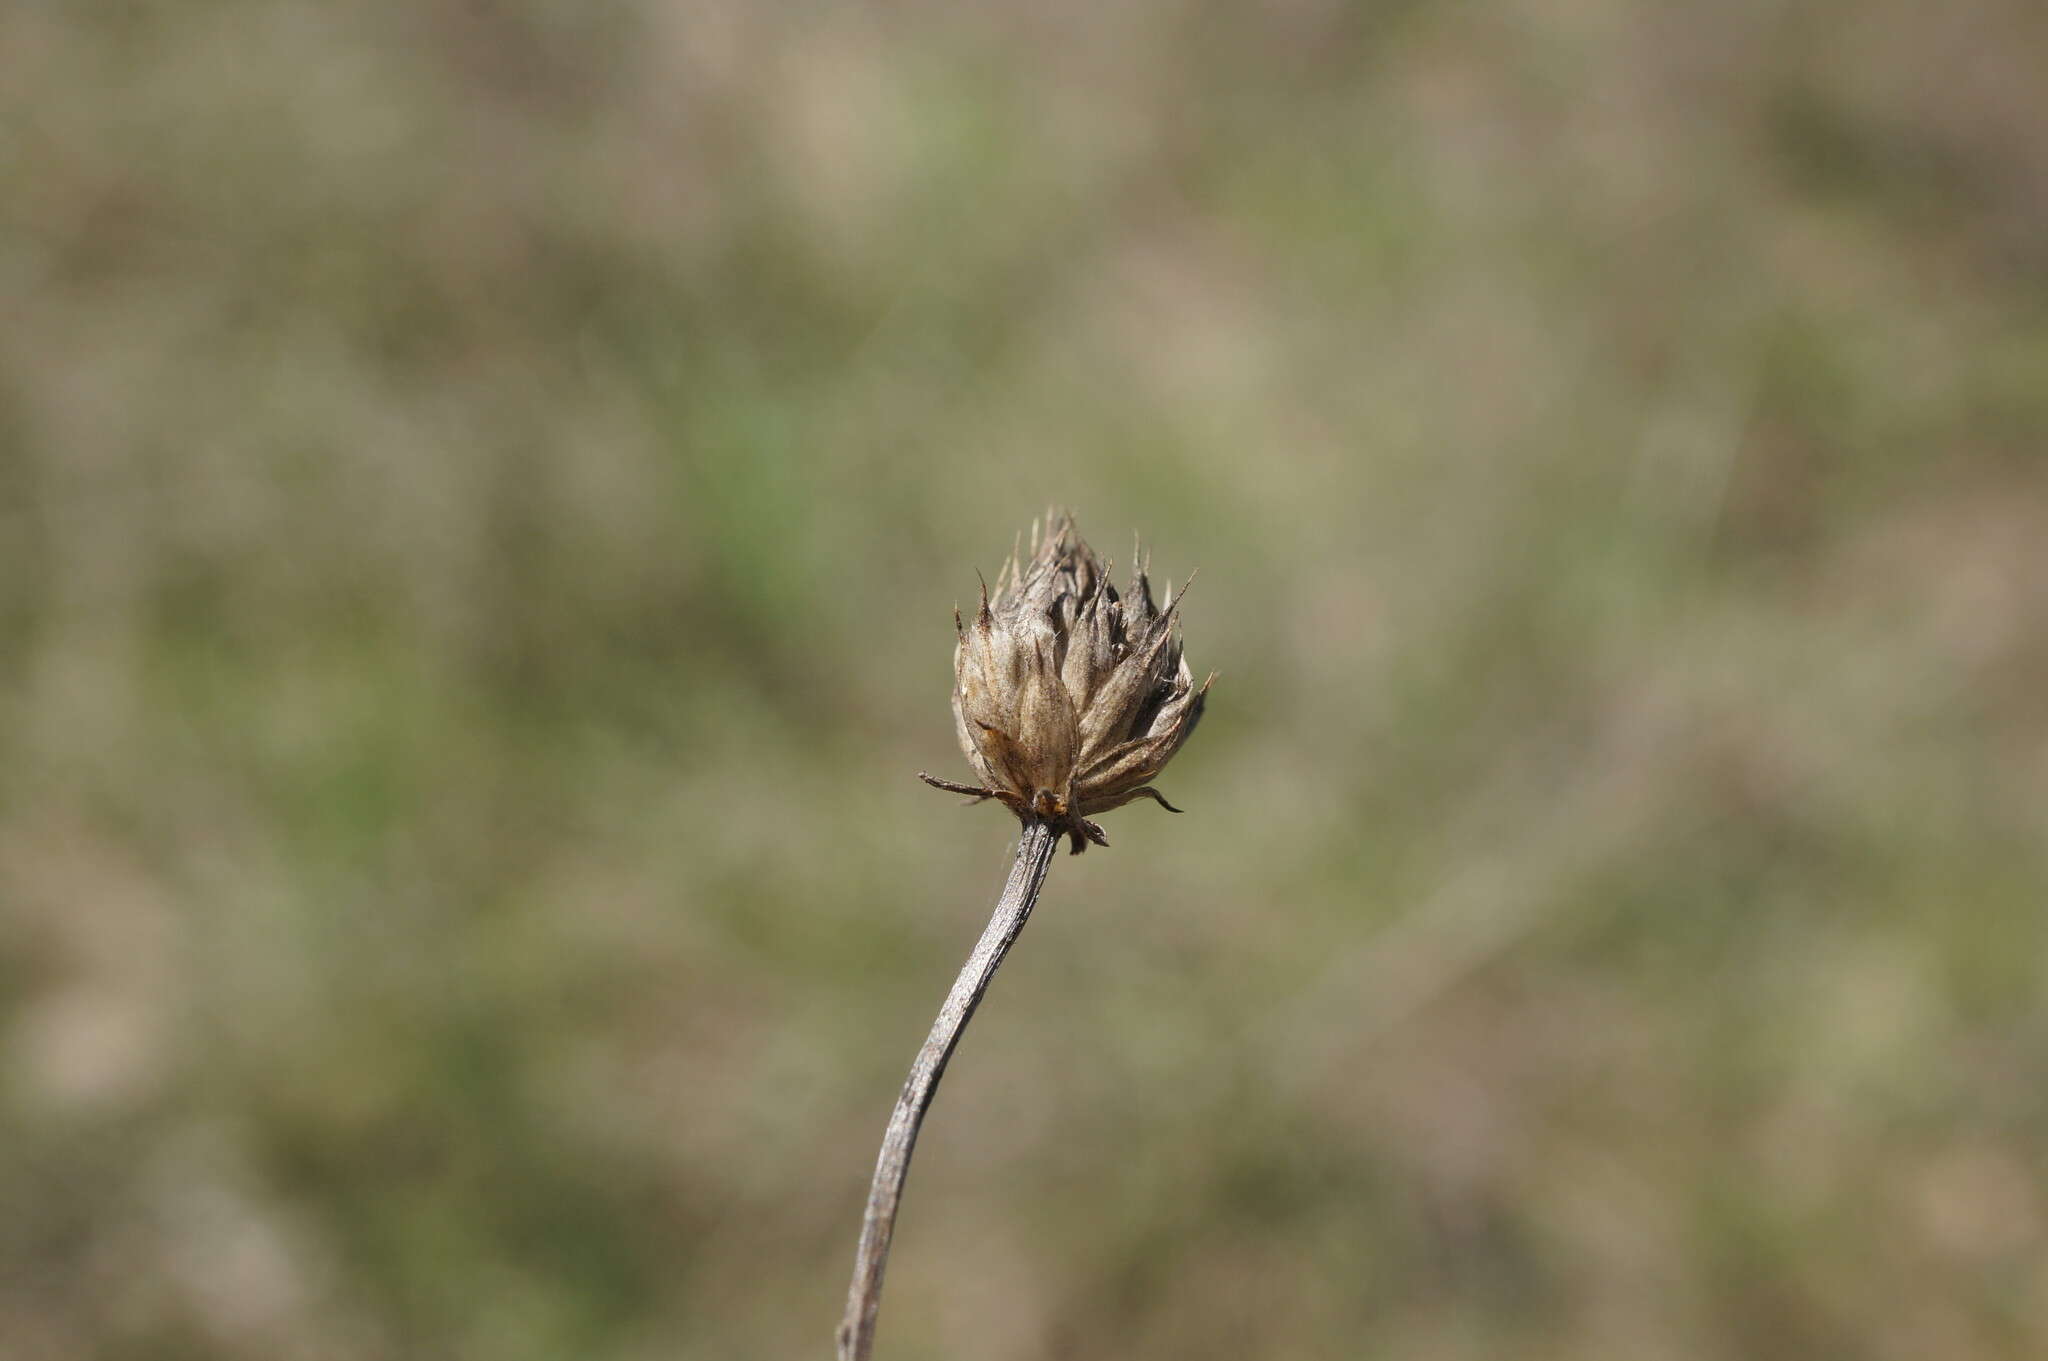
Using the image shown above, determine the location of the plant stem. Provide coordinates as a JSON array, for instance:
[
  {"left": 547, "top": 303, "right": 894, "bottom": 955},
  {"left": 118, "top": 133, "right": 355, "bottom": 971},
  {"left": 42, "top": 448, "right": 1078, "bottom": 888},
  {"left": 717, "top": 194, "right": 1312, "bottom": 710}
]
[{"left": 837, "top": 819, "right": 1060, "bottom": 1361}]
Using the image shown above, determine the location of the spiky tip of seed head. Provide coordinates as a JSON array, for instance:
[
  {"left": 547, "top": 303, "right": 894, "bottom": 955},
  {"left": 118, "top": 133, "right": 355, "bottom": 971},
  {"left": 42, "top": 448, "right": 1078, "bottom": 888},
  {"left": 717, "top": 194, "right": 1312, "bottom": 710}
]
[{"left": 931, "top": 511, "right": 1208, "bottom": 852}]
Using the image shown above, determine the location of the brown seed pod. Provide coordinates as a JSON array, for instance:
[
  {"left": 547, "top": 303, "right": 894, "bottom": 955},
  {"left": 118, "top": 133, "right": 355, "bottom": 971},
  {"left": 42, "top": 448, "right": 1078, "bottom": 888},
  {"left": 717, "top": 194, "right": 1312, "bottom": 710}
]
[{"left": 921, "top": 513, "right": 1211, "bottom": 853}]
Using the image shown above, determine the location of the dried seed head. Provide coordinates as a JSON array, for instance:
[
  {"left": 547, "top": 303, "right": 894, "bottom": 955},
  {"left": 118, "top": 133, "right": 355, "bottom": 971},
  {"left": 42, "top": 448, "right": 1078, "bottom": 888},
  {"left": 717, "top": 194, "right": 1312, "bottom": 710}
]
[{"left": 921, "top": 513, "right": 1212, "bottom": 853}]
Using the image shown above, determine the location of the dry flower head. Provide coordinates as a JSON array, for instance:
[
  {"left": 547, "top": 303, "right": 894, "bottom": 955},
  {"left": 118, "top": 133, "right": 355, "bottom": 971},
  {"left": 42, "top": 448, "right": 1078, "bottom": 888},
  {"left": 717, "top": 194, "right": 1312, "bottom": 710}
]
[{"left": 921, "top": 513, "right": 1212, "bottom": 853}]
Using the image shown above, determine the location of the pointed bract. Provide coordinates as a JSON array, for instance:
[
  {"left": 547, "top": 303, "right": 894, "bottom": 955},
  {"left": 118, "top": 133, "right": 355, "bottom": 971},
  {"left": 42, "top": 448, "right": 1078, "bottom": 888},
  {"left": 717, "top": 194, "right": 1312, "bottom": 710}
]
[{"left": 931, "top": 513, "right": 1210, "bottom": 852}]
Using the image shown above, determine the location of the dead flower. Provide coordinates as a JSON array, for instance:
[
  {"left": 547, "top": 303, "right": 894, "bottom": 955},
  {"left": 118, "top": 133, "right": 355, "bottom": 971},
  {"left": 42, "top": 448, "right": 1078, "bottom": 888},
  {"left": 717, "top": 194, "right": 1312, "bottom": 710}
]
[{"left": 921, "top": 513, "right": 1211, "bottom": 853}]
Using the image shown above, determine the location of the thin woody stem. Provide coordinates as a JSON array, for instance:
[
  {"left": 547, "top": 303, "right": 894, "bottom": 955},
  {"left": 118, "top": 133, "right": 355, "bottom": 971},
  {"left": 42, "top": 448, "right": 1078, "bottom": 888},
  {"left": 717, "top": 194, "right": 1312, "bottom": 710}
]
[{"left": 837, "top": 820, "right": 1060, "bottom": 1361}]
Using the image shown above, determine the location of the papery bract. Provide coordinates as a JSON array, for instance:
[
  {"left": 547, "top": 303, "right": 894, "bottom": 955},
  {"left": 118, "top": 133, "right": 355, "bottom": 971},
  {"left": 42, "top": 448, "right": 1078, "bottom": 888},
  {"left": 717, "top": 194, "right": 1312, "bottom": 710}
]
[{"left": 923, "top": 514, "right": 1210, "bottom": 853}]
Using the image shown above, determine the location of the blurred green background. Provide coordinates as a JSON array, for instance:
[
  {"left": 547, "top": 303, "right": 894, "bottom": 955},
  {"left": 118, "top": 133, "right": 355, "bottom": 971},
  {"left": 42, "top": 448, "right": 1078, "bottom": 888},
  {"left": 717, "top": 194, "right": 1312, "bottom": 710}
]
[{"left": 6, "top": 3, "right": 2047, "bottom": 1359}]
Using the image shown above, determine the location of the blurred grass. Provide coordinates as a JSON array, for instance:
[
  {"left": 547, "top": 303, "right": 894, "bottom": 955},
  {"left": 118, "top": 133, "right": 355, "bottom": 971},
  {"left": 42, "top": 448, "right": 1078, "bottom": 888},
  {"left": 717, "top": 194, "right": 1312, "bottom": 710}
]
[{"left": 4, "top": 2, "right": 2048, "bottom": 1359}]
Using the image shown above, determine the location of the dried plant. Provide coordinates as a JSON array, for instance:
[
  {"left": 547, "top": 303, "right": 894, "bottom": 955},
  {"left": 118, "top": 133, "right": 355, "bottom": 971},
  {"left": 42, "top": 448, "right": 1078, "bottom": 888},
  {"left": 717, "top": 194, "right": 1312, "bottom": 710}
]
[
  {"left": 837, "top": 514, "right": 1211, "bottom": 1361},
  {"left": 923, "top": 514, "right": 1210, "bottom": 853}
]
